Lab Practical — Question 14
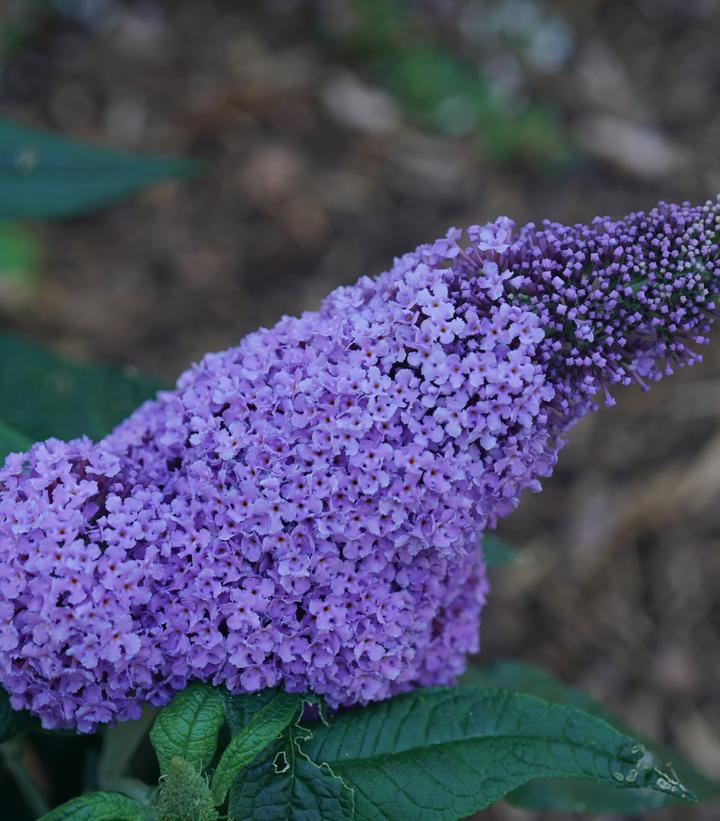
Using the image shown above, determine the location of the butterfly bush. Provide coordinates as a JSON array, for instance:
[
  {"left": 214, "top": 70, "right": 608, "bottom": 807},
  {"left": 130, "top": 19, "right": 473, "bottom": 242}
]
[{"left": 1, "top": 197, "right": 718, "bottom": 731}]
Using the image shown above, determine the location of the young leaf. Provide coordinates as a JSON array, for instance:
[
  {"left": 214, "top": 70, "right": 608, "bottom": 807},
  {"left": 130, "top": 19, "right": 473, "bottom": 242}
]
[
  {"left": 228, "top": 725, "right": 354, "bottom": 821},
  {"left": 39, "top": 791, "right": 149, "bottom": 820},
  {"left": 0, "top": 119, "right": 197, "bottom": 220},
  {"left": 304, "top": 686, "right": 696, "bottom": 820},
  {"left": 0, "top": 685, "right": 34, "bottom": 742},
  {"left": 149, "top": 683, "right": 225, "bottom": 776},
  {"left": 481, "top": 535, "right": 519, "bottom": 568},
  {"left": 466, "top": 660, "right": 720, "bottom": 813},
  {"left": 0, "top": 418, "right": 31, "bottom": 462},
  {"left": 211, "top": 691, "right": 302, "bottom": 804},
  {"left": 154, "top": 756, "right": 218, "bottom": 821},
  {"left": 0, "top": 332, "right": 163, "bottom": 443}
]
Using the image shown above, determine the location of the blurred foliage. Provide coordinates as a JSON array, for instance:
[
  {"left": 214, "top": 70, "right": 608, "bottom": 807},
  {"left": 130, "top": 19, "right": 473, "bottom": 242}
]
[
  {"left": 0, "top": 332, "right": 163, "bottom": 451},
  {"left": 0, "top": 222, "right": 39, "bottom": 287},
  {"left": 0, "top": 111, "right": 196, "bottom": 369},
  {"left": 0, "top": 0, "right": 52, "bottom": 59},
  {"left": 0, "top": 119, "right": 182, "bottom": 448},
  {"left": 0, "top": 119, "right": 198, "bottom": 220},
  {"left": 318, "top": 0, "right": 574, "bottom": 168},
  {"left": 0, "top": 418, "right": 32, "bottom": 461},
  {"left": 0, "top": 687, "right": 35, "bottom": 745},
  {"left": 376, "top": 45, "right": 567, "bottom": 163},
  {"left": 482, "top": 534, "right": 519, "bottom": 567}
]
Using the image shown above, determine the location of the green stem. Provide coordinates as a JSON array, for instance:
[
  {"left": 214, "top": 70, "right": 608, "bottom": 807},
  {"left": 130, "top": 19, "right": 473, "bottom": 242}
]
[
  {"left": 1, "top": 737, "right": 51, "bottom": 817},
  {"left": 97, "top": 705, "right": 158, "bottom": 804}
]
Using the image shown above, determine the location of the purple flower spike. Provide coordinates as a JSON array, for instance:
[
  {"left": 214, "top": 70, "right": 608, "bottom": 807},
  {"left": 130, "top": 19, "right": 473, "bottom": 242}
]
[{"left": 1, "top": 196, "right": 718, "bottom": 731}]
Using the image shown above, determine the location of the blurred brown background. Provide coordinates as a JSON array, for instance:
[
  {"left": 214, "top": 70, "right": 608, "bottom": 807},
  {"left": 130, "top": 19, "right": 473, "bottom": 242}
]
[{"left": 1, "top": 1, "right": 720, "bottom": 818}]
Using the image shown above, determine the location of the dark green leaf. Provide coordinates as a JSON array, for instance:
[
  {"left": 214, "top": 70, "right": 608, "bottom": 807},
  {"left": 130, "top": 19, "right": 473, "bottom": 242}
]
[
  {"left": 0, "top": 685, "right": 34, "bottom": 743},
  {"left": 40, "top": 792, "right": 148, "bottom": 820},
  {"left": 0, "top": 332, "right": 163, "bottom": 443},
  {"left": 211, "top": 691, "right": 302, "bottom": 804},
  {"left": 149, "top": 683, "right": 225, "bottom": 776},
  {"left": 228, "top": 725, "right": 354, "bottom": 821},
  {"left": 305, "top": 686, "right": 695, "bottom": 820},
  {"left": 465, "top": 661, "right": 720, "bottom": 813},
  {"left": 0, "top": 119, "right": 197, "bottom": 220},
  {"left": 0, "top": 418, "right": 31, "bottom": 463},
  {"left": 481, "top": 535, "right": 519, "bottom": 568},
  {"left": 223, "top": 688, "right": 283, "bottom": 735}
]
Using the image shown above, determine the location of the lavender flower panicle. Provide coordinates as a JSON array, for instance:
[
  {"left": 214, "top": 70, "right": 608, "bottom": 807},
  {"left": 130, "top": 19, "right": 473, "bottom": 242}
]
[{"left": 1, "top": 196, "right": 718, "bottom": 731}]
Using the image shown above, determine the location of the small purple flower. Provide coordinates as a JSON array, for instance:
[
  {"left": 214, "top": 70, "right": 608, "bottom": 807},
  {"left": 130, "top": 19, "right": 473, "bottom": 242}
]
[{"left": 478, "top": 260, "right": 513, "bottom": 299}]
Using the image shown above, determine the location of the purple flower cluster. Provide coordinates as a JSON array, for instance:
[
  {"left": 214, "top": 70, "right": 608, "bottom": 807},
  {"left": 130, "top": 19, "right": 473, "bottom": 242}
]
[
  {"left": 1, "top": 197, "right": 718, "bottom": 731},
  {"left": 0, "top": 439, "right": 171, "bottom": 730}
]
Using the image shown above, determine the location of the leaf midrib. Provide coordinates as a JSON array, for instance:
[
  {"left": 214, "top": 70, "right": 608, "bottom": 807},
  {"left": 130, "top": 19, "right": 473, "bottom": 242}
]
[
  {"left": 176, "top": 691, "right": 216, "bottom": 759},
  {"left": 322, "top": 731, "right": 641, "bottom": 773}
]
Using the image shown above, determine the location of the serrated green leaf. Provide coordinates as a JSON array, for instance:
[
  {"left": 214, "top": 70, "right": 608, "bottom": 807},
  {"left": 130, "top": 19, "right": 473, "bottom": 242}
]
[
  {"left": 0, "top": 119, "right": 197, "bottom": 220},
  {"left": 228, "top": 724, "right": 355, "bottom": 821},
  {"left": 0, "top": 331, "right": 164, "bottom": 444},
  {"left": 466, "top": 660, "right": 720, "bottom": 813},
  {"left": 0, "top": 418, "right": 31, "bottom": 463},
  {"left": 149, "top": 683, "right": 225, "bottom": 776},
  {"left": 211, "top": 691, "right": 302, "bottom": 804},
  {"left": 304, "top": 686, "right": 696, "bottom": 820},
  {"left": 0, "top": 684, "right": 34, "bottom": 742},
  {"left": 40, "top": 791, "right": 148, "bottom": 820},
  {"left": 481, "top": 535, "right": 519, "bottom": 568}
]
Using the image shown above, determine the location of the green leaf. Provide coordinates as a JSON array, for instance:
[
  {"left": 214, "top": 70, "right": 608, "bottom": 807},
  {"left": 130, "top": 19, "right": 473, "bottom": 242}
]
[
  {"left": 211, "top": 691, "right": 302, "bottom": 804},
  {"left": 0, "top": 685, "right": 34, "bottom": 743},
  {"left": 481, "top": 535, "right": 519, "bottom": 568},
  {"left": 228, "top": 725, "right": 354, "bottom": 821},
  {"left": 149, "top": 683, "right": 225, "bottom": 776},
  {"left": 222, "top": 688, "right": 283, "bottom": 734},
  {"left": 40, "top": 792, "right": 148, "bottom": 820},
  {"left": 0, "top": 332, "right": 163, "bottom": 443},
  {"left": 304, "top": 686, "right": 696, "bottom": 820},
  {"left": 465, "top": 661, "right": 720, "bottom": 813},
  {"left": 0, "top": 418, "right": 31, "bottom": 463},
  {"left": 0, "top": 119, "right": 197, "bottom": 220}
]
